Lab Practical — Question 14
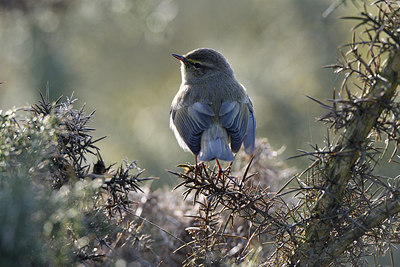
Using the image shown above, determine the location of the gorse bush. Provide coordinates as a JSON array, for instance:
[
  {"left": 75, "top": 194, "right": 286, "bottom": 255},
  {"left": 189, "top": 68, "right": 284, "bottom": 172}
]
[
  {"left": 0, "top": 89, "right": 292, "bottom": 266},
  {"left": 0, "top": 106, "right": 77, "bottom": 265},
  {"left": 0, "top": 90, "right": 154, "bottom": 265},
  {"left": 0, "top": 1, "right": 399, "bottom": 266},
  {"left": 0, "top": 110, "right": 53, "bottom": 265}
]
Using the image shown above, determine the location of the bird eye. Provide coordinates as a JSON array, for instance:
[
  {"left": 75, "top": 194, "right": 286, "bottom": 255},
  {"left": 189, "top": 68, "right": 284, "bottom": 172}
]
[{"left": 194, "top": 63, "right": 202, "bottom": 69}]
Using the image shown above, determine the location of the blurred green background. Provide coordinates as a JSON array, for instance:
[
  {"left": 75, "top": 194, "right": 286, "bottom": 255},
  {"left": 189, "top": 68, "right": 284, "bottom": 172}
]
[{"left": 0, "top": 0, "right": 372, "bottom": 184}]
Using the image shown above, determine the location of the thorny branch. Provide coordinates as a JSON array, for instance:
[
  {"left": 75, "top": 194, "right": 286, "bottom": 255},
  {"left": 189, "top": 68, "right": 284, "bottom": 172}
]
[{"left": 291, "top": 1, "right": 400, "bottom": 265}]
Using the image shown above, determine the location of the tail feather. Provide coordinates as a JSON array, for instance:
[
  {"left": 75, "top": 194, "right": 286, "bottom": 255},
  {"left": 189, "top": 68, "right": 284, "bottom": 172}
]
[{"left": 198, "top": 125, "right": 234, "bottom": 162}]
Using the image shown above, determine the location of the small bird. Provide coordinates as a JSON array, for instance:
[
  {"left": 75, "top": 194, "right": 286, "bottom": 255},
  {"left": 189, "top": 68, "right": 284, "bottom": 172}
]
[{"left": 170, "top": 48, "right": 255, "bottom": 166}]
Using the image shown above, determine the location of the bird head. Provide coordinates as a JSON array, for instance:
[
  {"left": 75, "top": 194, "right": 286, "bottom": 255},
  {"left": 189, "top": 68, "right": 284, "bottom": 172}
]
[{"left": 172, "top": 48, "right": 234, "bottom": 83}]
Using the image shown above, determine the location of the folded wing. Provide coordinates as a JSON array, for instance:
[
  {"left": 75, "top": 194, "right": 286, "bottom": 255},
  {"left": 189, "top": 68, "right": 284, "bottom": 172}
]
[
  {"left": 219, "top": 99, "right": 255, "bottom": 155},
  {"left": 170, "top": 102, "right": 214, "bottom": 155}
]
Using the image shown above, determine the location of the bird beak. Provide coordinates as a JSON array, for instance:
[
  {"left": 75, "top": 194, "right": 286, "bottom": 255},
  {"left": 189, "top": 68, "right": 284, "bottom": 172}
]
[{"left": 172, "top": 54, "right": 186, "bottom": 63}]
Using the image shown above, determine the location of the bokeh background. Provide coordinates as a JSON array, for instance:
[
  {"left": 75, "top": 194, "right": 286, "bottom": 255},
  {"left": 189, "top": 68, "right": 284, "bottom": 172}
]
[{"left": 0, "top": 0, "right": 379, "bottom": 185}]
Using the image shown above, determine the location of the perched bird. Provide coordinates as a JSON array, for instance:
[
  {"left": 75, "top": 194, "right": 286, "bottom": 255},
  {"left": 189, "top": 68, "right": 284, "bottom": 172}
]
[{"left": 170, "top": 48, "right": 256, "bottom": 165}]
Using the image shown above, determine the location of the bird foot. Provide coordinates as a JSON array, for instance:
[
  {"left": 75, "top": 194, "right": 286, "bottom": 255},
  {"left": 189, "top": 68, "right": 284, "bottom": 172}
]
[
  {"left": 194, "top": 162, "right": 206, "bottom": 177},
  {"left": 218, "top": 167, "right": 231, "bottom": 178},
  {"left": 216, "top": 159, "right": 232, "bottom": 177}
]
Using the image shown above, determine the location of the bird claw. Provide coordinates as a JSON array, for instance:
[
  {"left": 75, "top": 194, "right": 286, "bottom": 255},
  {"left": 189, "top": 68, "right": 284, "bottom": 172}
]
[
  {"left": 217, "top": 164, "right": 230, "bottom": 178},
  {"left": 219, "top": 168, "right": 228, "bottom": 174},
  {"left": 215, "top": 159, "right": 232, "bottom": 177},
  {"left": 194, "top": 162, "right": 206, "bottom": 178}
]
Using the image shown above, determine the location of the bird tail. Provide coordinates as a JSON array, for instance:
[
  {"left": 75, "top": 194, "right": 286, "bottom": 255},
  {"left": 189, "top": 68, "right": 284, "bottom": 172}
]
[{"left": 198, "top": 125, "right": 235, "bottom": 162}]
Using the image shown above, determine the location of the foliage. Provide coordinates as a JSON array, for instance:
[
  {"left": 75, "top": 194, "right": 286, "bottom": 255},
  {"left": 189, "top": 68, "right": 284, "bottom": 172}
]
[
  {"left": 0, "top": 86, "right": 292, "bottom": 266},
  {"left": 289, "top": 1, "right": 400, "bottom": 265},
  {"left": 0, "top": 88, "right": 154, "bottom": 265},
  {"left": 0, "top": 1, "right": 399, "bottom": 266}
]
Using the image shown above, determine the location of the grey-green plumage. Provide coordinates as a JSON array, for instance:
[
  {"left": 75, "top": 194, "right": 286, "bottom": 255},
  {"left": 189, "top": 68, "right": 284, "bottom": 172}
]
[{"left": 170, "top": 48, "right": 255, "bottom": 162}]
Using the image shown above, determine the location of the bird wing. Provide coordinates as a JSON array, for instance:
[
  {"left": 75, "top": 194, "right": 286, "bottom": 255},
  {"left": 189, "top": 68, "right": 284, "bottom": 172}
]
[
  {"left": 243, "top": 100, "right": 256, "bottom": 155},
  {"left": 170, "top": 102, "right": 215, "bottom": 155},
  {"left": 219, "top": 99, "right": 255, "bottom": 154}
]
